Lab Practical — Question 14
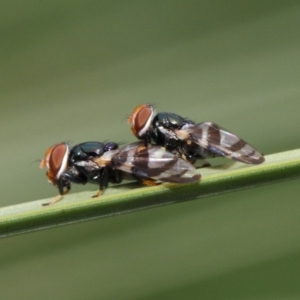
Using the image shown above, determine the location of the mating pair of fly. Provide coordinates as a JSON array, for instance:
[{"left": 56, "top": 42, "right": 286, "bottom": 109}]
[{"left": 40, "top": 104, "right": 264, "bottom": 206}]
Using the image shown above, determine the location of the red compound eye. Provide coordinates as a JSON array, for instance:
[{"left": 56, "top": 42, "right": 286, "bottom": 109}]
[
  {"left": 41, "top": 142, "right": 69, "bottom": 183},
  {"left": 128, "top": 104, "right": 155, "bottom": 138}
]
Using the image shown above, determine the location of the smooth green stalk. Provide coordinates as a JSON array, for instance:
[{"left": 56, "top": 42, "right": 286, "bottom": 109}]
[{"left": 0, "top": 149, "right": 300, "bottom": 238}]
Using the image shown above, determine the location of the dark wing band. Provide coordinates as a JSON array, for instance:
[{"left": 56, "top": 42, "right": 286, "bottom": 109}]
[
  {"left": 184, "top": 122, "right": 264, "bottom": 164},
  {"left": 112, "top": 142, "right": 200, "bottom": 183}
]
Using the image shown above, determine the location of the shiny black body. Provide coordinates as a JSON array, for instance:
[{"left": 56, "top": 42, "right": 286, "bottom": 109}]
[
  {"left": 57, "top": 142, "right": 122, "bottom": 195},
  {"left": 146, "top": 112, "right": 201, "bottom": 162},
  {"left": 151, "top": 113, "right": 194, "bottom": 145},
  {"left": 69, "top": 141, "right": 118, "bottom": 164}
]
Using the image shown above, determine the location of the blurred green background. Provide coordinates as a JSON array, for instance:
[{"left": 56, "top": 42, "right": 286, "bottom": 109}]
[{"left": 1, "top": 1, "right": 300, "bottom": 299}]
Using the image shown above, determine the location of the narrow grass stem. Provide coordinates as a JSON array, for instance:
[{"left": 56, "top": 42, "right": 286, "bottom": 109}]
[{"left": 1, "top": 149, "right": 299, "bottom": 238}]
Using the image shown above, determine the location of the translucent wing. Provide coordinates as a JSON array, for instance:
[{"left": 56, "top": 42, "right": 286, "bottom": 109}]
[
  {"left": 181, "top": 122, "right": 264, "bottom": 164},
  {"left": 111, "top": 142, "right": 200, "bottom": 183}
]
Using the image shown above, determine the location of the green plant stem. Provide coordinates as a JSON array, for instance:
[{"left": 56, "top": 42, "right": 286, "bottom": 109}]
[{"left": 1, "top": 149, "right": 300, "bottom": 238}]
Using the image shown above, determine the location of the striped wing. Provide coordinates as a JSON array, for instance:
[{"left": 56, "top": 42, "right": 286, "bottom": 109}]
[
  {"left": 182, "top": 122, "right": 264, "bottom": 164},
  {"left": 111, "top": 142, "right": 200, "bottom": 183}
]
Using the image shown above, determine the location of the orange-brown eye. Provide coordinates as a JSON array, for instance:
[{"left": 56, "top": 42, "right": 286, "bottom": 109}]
[
  {"left": 41, "top": 142, "right": 70, "bottom": 184},
  {"left": 128, "top": 104, "right": 155, "bottom": 138},
  {"left": 48, "top": 143, "right": 69, "bottom": 179}
]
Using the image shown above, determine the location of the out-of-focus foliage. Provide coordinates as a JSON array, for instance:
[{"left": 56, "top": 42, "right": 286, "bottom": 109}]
[{"left": 1, "top": 1, "right": 300, "bottom": 299}]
